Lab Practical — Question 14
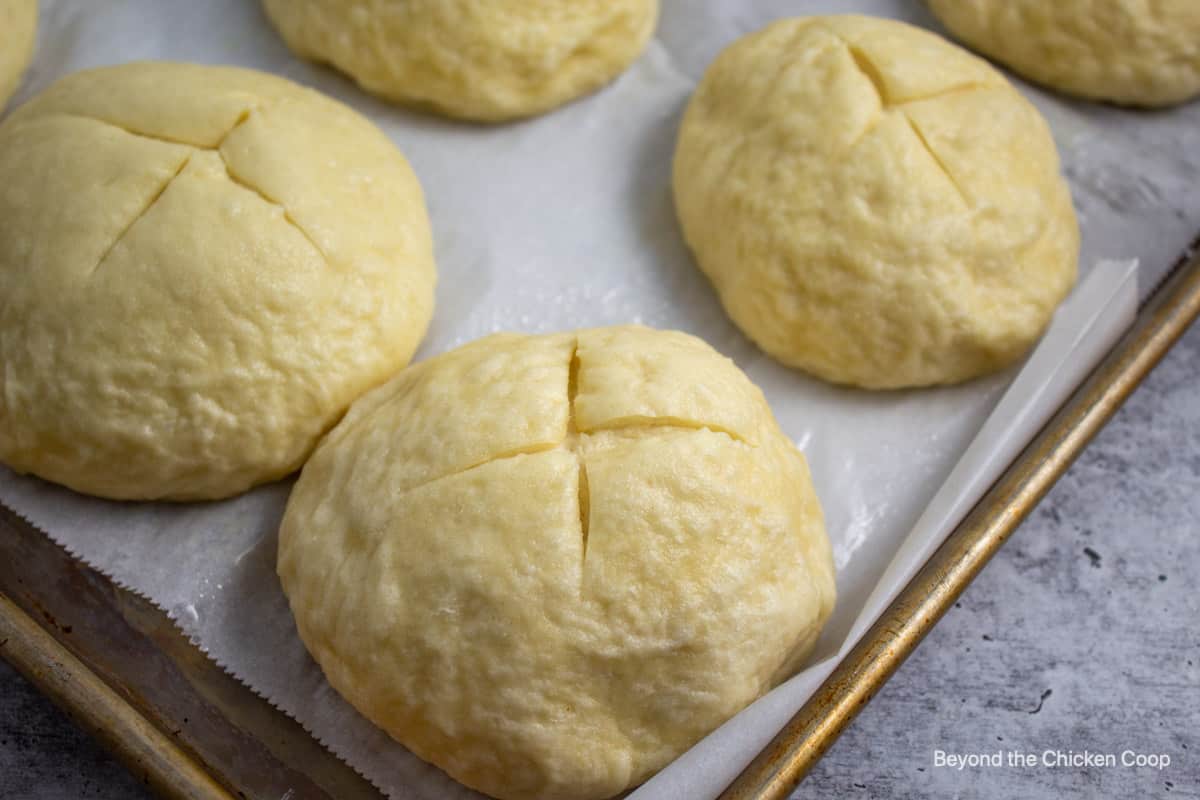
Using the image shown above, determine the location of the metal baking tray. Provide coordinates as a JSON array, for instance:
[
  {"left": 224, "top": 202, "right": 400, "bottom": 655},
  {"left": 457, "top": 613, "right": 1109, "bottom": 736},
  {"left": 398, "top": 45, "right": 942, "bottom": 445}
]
[{"left": 2, "top": 240, "right": 1197, "bottom": 800}]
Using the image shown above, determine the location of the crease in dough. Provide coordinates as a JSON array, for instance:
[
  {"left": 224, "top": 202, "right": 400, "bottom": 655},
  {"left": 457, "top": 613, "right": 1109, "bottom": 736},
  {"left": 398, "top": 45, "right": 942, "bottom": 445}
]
[
  {"left": 278, "top": 325, "right": 836, "bottom": 800},
  {"left": 673, "top": 15, "right": 1079, "bottom": 389},
  {"left": 0, "top": 61, "right": 436, "bottom": 500}
]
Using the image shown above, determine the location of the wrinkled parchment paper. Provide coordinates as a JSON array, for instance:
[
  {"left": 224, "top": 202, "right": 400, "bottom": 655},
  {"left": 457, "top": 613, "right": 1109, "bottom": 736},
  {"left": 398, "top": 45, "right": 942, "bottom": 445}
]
[{"left": 2, "top": 1, "right": 1197, "bottom": 798}]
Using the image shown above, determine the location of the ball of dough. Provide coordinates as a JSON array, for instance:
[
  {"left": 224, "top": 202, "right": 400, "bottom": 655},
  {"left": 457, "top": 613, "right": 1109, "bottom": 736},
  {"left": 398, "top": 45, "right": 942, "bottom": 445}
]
[
  {"left": 279, "top": 325, "right": 836, "bottom": 800},
  {"left": 928, "top": 0, "right": 1200, "bottom": 107},
  {"left": 0, "top": 0, "right": 37, "bottom": 109},
  {"left": 262, "top": 0, "right": 660, "bottom": 122},
  {"left": 674, "top": 16, "right": 1079, "bottom": 389},
  {"left": 0, "top": 62, "right": 436, "bottom": 501}
]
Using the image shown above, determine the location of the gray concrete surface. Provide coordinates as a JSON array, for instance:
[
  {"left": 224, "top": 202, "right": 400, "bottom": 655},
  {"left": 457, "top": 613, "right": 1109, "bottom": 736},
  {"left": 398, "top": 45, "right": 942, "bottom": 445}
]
[
  {"left": 2, "top": 321, "right": 1198, "bottom": 799},
  {"left": 0, "top": 657, "right": 150, "bottom": 799}
]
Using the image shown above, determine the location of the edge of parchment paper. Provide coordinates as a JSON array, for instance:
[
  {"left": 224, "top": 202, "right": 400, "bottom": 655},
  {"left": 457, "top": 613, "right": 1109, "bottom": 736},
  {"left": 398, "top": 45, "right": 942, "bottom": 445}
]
[
  {"left": 719, "top": 240, "right": 1200, "bottom": 800},
  {"left": 0, "top": 498, "right": 391, "bottom": 799}
]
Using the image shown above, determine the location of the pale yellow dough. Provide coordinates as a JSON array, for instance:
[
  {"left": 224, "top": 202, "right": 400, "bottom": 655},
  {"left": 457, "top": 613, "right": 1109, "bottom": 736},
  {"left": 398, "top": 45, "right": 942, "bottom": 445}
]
[
  {"left": 279, "top": 325, "right": 836, "bottom": 800},
  {"left": 262, "top": 0, "right": 659, "bottom": 122},
  {"left": 673, "top": 15, "right": 1079, "bottom": 390},
  {"left": 929, "top": 0, "right": 1200, "bottom": 107},
  {"left": 0, "top": 0, "right": 36, "bottom": 109},
  {"left": 0, "top": 62, "right": 435, "bottom": 501}
]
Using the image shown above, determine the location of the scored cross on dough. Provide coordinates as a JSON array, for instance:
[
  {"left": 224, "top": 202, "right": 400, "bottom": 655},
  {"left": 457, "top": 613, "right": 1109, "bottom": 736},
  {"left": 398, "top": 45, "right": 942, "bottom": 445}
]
[
  {"left": 828, "top": 26, "right": 1001, "bottom": 208},
  {"left": 316, "top": 328, "right": 766, "bottom": 565},
  {"left": 0, "top": 62, "right": 436, "bottom": 500},
  {"left": 278, "top": 325, "right": 834, "bottom": 800},
  {"left": 2, "top": 61, "right": 430, "bottom": 285},
  {"left": 57, "top": 110, "right": 328, "bottom": 275},
  {"left": 673, "top": 15, "right": 1078, "bottom": 390}
]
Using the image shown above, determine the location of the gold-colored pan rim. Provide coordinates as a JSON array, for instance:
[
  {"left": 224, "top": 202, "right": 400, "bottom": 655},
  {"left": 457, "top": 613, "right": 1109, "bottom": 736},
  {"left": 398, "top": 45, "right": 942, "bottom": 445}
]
[
  {"left": 720, "top": 247, "right": 1200, "bottom": 799},
  {"left": 0, "top": 591, "right": 235, "bottom": 800},
  {"left": 0, "top": 249, "right": 1197, "bottom": 800}
]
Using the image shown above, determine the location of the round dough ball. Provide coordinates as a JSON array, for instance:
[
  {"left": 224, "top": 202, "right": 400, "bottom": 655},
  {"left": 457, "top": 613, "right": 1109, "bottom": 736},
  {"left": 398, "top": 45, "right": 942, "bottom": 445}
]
[
  {"left": 0, "top": 0, "right": 37, "bottom": 109},
  {"left": 262, "top": 0, "right": 659, "bottom": 122},
  {"left": 674, "top": 16, "right": 1079, "bottom": 389},
  {"left": 279, "top": 325, "right": 836, "bottom": 800},
  {"left": 928, "top": 0, "right": 1200, "bottom": 107},
  {"left": 0, "top": 62, "right": 436, "bottom": 501}
]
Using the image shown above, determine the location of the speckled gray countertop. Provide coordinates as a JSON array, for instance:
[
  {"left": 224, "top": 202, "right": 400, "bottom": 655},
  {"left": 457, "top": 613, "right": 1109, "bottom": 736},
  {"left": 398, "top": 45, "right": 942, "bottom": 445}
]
[{"left": 3, "top": 321, "right": 1198, "bottom": 799}]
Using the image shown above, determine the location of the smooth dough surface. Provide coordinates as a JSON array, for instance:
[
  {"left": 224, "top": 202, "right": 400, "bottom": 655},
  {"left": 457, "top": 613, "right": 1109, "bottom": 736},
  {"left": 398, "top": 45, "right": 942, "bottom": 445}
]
[
  {"left": 262, "top": 0, "right": 659, "bottom": 122},
  {"left": 0, "top": 62, "right": 435, "bottom": 500},
  {"left": 674, "top": 15, "right": 1079, "bottom": 389},
  {"left": 279, "top": 325, "right": 836, "bottom": 800},
  {"left": 0, "top": 0, "right": 37, "bottom": 109},
  {"left": 929, "top": 0, "right": 1200, "bottom": 107}
]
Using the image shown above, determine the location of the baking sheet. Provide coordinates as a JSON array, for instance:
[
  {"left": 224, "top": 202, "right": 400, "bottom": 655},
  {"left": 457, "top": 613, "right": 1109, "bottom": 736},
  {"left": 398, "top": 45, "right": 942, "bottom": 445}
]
[{"left": 1, "top": 1, "right": 1196, "bottom": 798}]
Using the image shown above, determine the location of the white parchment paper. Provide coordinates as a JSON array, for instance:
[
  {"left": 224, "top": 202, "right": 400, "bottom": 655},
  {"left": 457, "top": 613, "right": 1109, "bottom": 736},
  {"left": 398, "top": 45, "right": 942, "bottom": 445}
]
[{"left": 1, "top": 1, "right": 1197, "bottom": 798}]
